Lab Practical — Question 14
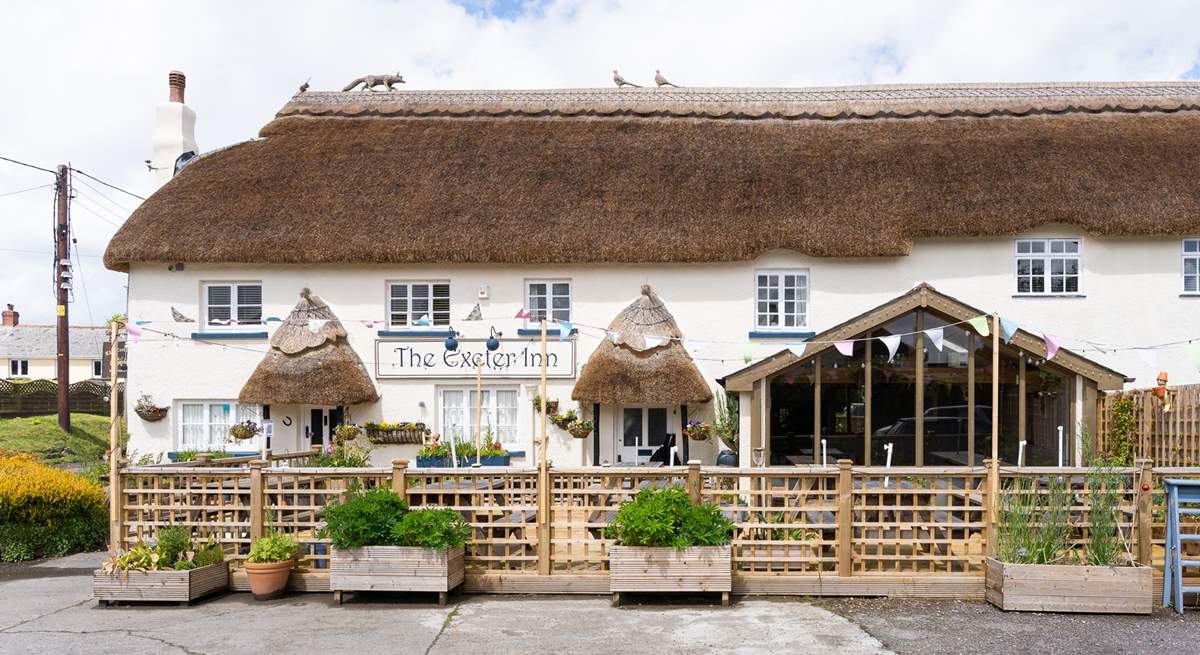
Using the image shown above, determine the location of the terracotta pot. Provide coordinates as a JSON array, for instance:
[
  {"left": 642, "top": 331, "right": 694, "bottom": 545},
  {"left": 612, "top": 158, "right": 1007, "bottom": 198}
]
[{"left": 243, "top": 560, "right": 293, "bottom": 600}]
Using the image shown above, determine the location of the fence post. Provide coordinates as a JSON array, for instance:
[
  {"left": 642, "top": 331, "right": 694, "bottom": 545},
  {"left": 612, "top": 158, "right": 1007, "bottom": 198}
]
[
  {"left": 687, "top": 460, "right": 702, "bottom": 505},
  {"left": 391, "top": 459, "right": 409, "bottom": 499},
  {"left": 537, "top": 463, "right": 551, "bottom": 575},
  {"left": 1135, "top": 458, "right": 1153, "bottom": 565},
  {"left": 249, "top": 460, "right": 265, "bottom": 543},
  {"left": 109, "top": 459, "right": 124, "bottom": 554},
  {"left": 836, "top": 459, "right": 852, "bottom": 577},
  {"left": 984, "top": 459, "right": 999, "bottom": 556},
  {"left": 195, "top": 453, "right": 212, "bottom": 466}
]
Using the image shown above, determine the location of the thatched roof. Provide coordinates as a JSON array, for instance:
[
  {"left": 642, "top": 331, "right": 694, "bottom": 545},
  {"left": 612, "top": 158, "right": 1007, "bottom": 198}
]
[
  {"left": 572, "top": 285, "right": 712, "bottom": 405},
  {"left": 239, "top": 288, "right": 378, "bottom": 406},
  {"left": 105, "top": 83, "right": 1200, "bottom": 271}
]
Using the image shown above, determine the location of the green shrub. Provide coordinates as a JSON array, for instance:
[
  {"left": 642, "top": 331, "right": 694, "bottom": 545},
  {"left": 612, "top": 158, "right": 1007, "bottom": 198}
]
[
  {"left": 320, "top": 489, "right": 409, "bottom": 549},
  {"left": 391, "top": 508, "right": 471, "bottom": 550},
  {"left": 997, "top": 475, "right": 1073, "bottom": 564},
  {"left": 0, "top": 453, "right": 107, "bottom": 561},
  {"left": 155, "top": 526, "right": 191, "bottom": 566},
  {"left": 603, "top": 485, "right": 733, "bottom": 549},
  {"left": 247, "top": 532, "right": 297, "bottom": 563}
]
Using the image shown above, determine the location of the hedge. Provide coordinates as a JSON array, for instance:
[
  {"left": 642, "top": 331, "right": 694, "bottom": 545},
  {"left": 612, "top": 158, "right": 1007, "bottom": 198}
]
[{"left": 0, "top": 453, "right": 107, "bottom": 561}]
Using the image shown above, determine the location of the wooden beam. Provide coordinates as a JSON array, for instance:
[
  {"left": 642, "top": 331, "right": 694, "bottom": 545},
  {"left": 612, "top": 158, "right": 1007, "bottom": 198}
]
[
  {"left": 1018, "top": 355, "right": 1026, "bottom": 459},
  {"left": 915, "top": 311, "right": 925, "bottom": 466},
  {"left": 967, "top": 332, "right": 976, "bottom": 465},
  {"left": 864, "top": 339, "right": 873, "bottom": 466},
  {"left": 836, "top": 459, "right": 853, "bottom": 576},
  {"left": 814, "top": 357, "right": 822, "bottom": 465}
]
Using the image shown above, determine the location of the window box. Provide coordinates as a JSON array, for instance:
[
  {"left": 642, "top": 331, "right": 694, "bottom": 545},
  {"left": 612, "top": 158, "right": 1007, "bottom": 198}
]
[
  {"left": 93, "top": 561, "right": 229, "bottom": 605},
  {"left": 457, "top": 453, "right": 511, "bottom": 467},
  {"left": 984, "top": 557, "right": 1150, "bottom": 614},
  {"left": 609, "top": 545, "right": 731, "bottom": 606},
  {"left": 330, "top": 546, "right": 465, "bottom": 606},
  {"left": 415, "top": 455, "right": 453, "bottom": 468}
]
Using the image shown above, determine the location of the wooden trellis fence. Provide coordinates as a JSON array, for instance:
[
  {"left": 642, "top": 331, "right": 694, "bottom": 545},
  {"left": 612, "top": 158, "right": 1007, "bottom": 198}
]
[
  {"left": 1099, "top": 384, "right": 1200, "bottom": 467},
  {"left": 112, "top": 459, "right": 1200, "bottom": 599},
  {"left": 0, "top": 378, "right": 124, "bottom": 417}
]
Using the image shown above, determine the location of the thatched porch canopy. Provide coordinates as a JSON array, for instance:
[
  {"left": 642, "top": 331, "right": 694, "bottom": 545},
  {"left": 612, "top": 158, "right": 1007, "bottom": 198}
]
[
  {"left": 239, "top": 288, "right": 378, "bottom": 406},
  {"left": 572, "top": 285, "right": 712, "bottom": 405}
]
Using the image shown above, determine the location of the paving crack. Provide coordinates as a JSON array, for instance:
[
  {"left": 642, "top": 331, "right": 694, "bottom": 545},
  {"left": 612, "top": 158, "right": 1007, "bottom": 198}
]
[
  {"left": 0, "top": 597, "right": 91, "bottom": 633},
  {"left": 423, "top": 605, "right": 461, "bottom": 655},
  {"left": 1, "top": 628, "right": 205, "bottom": 655}
]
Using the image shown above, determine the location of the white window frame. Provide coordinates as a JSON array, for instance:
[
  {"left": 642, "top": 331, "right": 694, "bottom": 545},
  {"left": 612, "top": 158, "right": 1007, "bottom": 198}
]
[
  {"left": 1184, "top": 238, "right": 1200, "bottom": 295},
  {"left": 387, "top": 280, "right": 451, "bottom": 328},
  {"left": 7, "top": 359, "right": 29, "bottom": 378},
  {"left": 754, "top": 269, "right": 809, "bottom": 331},
  {"left": 438, "top": 386, "right": 521, "bottom": 449},
  {"left": 92, "top": 359, "right": 102, "bottom": 378},
  {"left": 176, "top": 400, "right": 261, "bottom": 451},
  {"left": 201, "top": 281, "right": 263, "bottom": 328},
  {"left": 1014, "top": 238, "right": 1083, "bottom": 296},
  {"left": 525, "top": 279, "right": 572, "bottom": 327}
]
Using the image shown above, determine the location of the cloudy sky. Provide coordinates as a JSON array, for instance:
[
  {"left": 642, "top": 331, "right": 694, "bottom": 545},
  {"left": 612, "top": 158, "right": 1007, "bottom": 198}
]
[{"left": 2, "top": 0, "right": 1199, "bottom": 325}]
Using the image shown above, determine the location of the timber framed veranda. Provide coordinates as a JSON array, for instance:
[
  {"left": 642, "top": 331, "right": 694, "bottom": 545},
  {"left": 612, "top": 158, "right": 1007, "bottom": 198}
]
[{"left": 112, "top": 459, "right": 1200, "bottom": 599}]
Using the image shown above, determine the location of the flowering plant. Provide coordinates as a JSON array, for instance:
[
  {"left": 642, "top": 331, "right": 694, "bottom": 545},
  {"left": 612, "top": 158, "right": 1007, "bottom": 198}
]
[
  {"left": 683, "top": 420, "right": 712, "bottom": 441},
  {"left": 228, "top": 420, "right": 261, "bottom": 441}
]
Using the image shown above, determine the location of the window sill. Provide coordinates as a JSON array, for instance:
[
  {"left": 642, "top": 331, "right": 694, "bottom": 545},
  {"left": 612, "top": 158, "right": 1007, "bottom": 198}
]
[
  {"left": 1182, "top": 294, "right": 1200, "bottom": 298},
  {"left": 748, "top": 331, "right": 816, "bottom": 340},
  {"left": 1011, "top": 294, "right": 1087, "bottom": 299},
  {"left": 377, "top": 329, "right": 453, "bottom": 338},
  {"left": 190, "top": 331, "right": 268, "bottom": 340},
  {"left": 516, "top": 328, "right": 576, "bottom": 337}
]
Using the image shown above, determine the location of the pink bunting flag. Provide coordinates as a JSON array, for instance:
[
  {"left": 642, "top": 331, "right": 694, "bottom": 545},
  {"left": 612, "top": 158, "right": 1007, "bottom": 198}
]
[
  {"left": 1044, "top": 333, "right": 1060, "bottom": 360},
  {"left": 834, "top": 340, "right": 854, "bottom": 357},
  {"left": 361, "top": 320, "right": 378, "bottom": 328},
  {"left": 514, "top": 308, "right": 533, "bottom": 320},
  {"left": 125, "top": 323, "right": 142, "bottom": 340}
]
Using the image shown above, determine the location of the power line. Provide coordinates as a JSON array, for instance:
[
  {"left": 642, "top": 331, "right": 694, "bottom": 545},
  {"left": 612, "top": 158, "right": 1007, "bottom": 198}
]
[
  {"left": 71, "top": 195, "right": 123, "bottom": 229},
  {"left": 0, "top": 247, "right": 103, "bottom": 258},
  {"left": 0, "top": 183, "right": 54, "bottom": 199},
  {"left": 69, "top": 167, "right": 146, "bottom": 201},
  {"left": 0, "top": 155, "right": 57, "bottom": 176},
  {"left": 73, "top": 245, "right": 96, "bottom": 328},
  {"left": 73, "top": 188, "right": 128, "bottom": 222},
  {"left": 73, "top": 176, "right": 135, "bottom": 213}
]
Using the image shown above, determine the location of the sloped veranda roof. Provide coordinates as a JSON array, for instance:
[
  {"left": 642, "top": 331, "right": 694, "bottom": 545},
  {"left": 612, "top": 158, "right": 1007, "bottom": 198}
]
[{"left": 105, "top": 82, "right": 1200, "bottom": 271}]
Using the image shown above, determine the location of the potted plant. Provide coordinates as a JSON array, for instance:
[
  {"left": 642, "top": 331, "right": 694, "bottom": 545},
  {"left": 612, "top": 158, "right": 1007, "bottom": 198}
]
[
  {"left": 567, "top": 419, "right": 594, "bottom": 439},
  {"left": 683, "top": 419, "right": 713, "bottom": 442},
  {"left": 228, "top": 420, "right": 261, "bottom": 442},
  {"left": 532, "top": 395, "right": 559, "bottom": 417},
  {"left": 323, "top": 488, "right": 470, "bottom": 605},
  {"left": 133, "top": 393, "right": 168, "bottom": 422},
  {"left": 94, "top": 526, "right": 227, "bottom": 605},
  {"left": 552, "top": 408, "right": 578, "bottom": 431},
  {"left": 416, "top": 434, "right": 452, "bottom": 468},
  {"left": 306, "top": 427, "right": 373, "bottom": 467},
  {"left": 604, "top": 485, "right": 734, "bottom": 606},
  {"left": 713, "top": 391, "right": 739, "bottom": 465},
  {"left": 985, "top": 460, "right": 1151, "bottom": 614},
  {"left": 244, "top": 531, "right": 298, "bottom": 600},
  {"left": 477, "top": 428, "right": 510, "bottom": 466}
]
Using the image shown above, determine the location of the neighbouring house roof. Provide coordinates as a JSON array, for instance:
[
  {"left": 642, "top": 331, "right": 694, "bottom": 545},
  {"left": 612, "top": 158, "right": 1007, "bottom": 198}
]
[
  {"left": 0, "top": 325, "right": 106, "bottom": 359},
  {"left": 239, "top": 288, "right": 378, "bottom": 406},
  {"left": 720, "top": 282, "right": 1129, "bottom": 392},
  {"left": 105, "top": 82, "right": 1200, "bottom": 271},
  {"left": 572, "top": 285, "right": 712, "bottom": 405}
]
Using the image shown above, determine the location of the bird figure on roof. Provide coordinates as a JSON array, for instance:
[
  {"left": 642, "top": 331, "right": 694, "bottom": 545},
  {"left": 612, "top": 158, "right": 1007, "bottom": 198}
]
[
  {"left": 654, "top": 70, "right": 678, "bottom": 88},
  {"left": 613, "top": 70, "right": 640, "bottom": 88},
  {"left": 298, "top": 78, "right": 310, "bottom": 94}
]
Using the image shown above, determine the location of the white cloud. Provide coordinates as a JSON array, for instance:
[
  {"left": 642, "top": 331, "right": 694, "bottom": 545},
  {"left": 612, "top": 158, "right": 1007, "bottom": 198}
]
[{"left": 1, "top": 0, "right": 1198, "bottom": 324}]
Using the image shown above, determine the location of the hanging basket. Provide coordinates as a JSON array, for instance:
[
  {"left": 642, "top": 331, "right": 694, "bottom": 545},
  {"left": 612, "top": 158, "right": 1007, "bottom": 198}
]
[
  {"left": 228, "top": 421, "right": 261, "bottom": 441},
  {"left": 135, "top": 405, "right": 169, "bottom": 422},
  {"left": 683, "top": 423, "right": 712, "bottom": 442},
  {"left": 568, "top": 426, "right": 593, "bottom": 439}
]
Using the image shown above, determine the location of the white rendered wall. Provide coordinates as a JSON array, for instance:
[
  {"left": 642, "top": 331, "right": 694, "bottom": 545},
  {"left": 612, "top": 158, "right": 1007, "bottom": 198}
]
[
  {"left": 122, "top": 228, "right": 1200, "bottom": 462},
  {"left": 151, "top": 102, "right": 197, "bottom": 189}
]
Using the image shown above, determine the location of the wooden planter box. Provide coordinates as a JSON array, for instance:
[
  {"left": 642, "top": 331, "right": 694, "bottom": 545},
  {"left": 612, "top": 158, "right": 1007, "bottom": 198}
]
[
  {"left": 93, "top": 561, "right": 229, "bottom": 605},
  {"left": 609, "top": 545, "right": 731, "bottom": 606},
  {"left": 330, "top": 546, "right": 465, "bottom": 605},
  {"left": 415, "top": 455, "right": 452, "bottom": 468},
  {"left": 984, "top": 557, "right": 1152, "bottom": 614}
]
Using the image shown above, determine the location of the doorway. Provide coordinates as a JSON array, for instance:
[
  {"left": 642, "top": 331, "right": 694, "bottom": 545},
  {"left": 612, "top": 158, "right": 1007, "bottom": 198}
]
[
  {"left": 304, "top": 406, "right": 344, "bottom": 449},
  {"left": 618, "top": 406, "right": 675, "bottom": 465}
]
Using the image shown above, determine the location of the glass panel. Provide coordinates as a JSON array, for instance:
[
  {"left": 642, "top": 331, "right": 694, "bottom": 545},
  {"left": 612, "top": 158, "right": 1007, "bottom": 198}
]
[
  {"left": 1030, "top": 241, "right": 1046, "bottom": 253},
  {"left": 819, "top": 343, "right": 866, "bottom": 464},
  {"left": 1064, "top": 240, "right": 1079, "bottom": 253},
  {"left": 496, "top": 390, "right": 519, "bottom": 443},
  {"left": 1030, "top": 260, "right": 1045, "bottom": 275},
  {"left": 923, "top": 315, "right": 971, "bottom": 465},
  {"left": 1016, "top": 241, "right": 1031, "bottom": 254},
  {"left": 1026, "top": 362, "right": 1070, "bottom": 466},
  {"left": 647, "top": 408, "right": 668, "bottom": 447},
  {"left": 1185, "top": 258, "right": 1198, "bottom": 275},
  {"left": 207, "top": 285, "right": 231, "bottom": 305},
  {"left": 391, "top": 284, "right": 408, "bottom": 298},
  {"left": 552, "top": 283, "right": 569, "bottom": 296},
  {"left": 1064, "top": 277, "right": 1078, "bottom": 293},
  {"left": 237, "top": 285, "right": 262, "bottom": 306},
  {"left": 207, "top": 305, "right": 231, "bottom": 323},
  {"left": 1186, "top": 275, "right": 1198, "bottom": 293},
  {"left": 769, "top": 360, "right": 816, "bottom": 464},
  {"left": 974, "top": 340, "right": 1021, "bottom": 465},
  {"left": 1185, "top": 239, "right": 1199, "bottom": 253},
  {"left": 237, "top": 304, "right": 262, "bottom": 324},
  {"left": 871, "top": 312, "right": 917, "bottom": 465},
  {"left": 623, "top": 408, "right": 641, "bottom": 447},
  {"left": 442, "top": 390, "right": 465, "bottom": 441},
  {"left": 1031, "top": 277, "right": 1045, "bottom": 293}
]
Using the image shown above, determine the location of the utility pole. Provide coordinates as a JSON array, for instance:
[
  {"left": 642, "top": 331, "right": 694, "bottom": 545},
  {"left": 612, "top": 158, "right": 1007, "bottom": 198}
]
[{"left": 55, "top": 164, "right": 71, "bottom": 432}]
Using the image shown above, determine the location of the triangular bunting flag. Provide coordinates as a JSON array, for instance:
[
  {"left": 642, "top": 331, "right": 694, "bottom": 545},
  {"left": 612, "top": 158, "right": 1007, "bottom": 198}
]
[
  {"left": 834, "top": 340, "right": 854, "bottom": 357},
  {"left": 1000, "top": 318, "right": 1019, "bottom": 344},
  {"left": 743, "top": 343, "right": 756, "bottom": 364},
  {"left": 464, "top": 304, "right": 482, "bottom": 321},
  {"left": 514, "top": 308, "right": 533, "bottom": 320},
  {"left": 607, "top": 330, "right": 621, "bottom": 345},
  {"left": 556, "top": 321, "right": 573, "bottom": 340},
  {"left": 134, "top": 320, "right": 151, "bottom": 326},
  {"left": 644, "top": 335, "right": 666, "bottom": 349},
  {"left": 1185, "top": 341, "right": 1200, "bottom": 370},
  {"left": 360, "top": 320, "right": 379, "bottom": 328},
  {"left": 414, "top": 314, "right": 433, "bottom": 327},
  {"left": 787, "top": 343, "right": 808, "bottom": 358},
  {"left": 878, "top": 335, "right": 902, "bottom": 362},
  {"left": 125, "top": 323, "right": 143, "bottom": 340},
  {"left": 1044, "top": 333, "right": 1060, "bottom": 359},
  {"left": 264, "top": 316, "right": 283, "bottom": 323},
  {"left": 968, "top": 315, "right": 990, "bottom": 337},
  {"left": 924, "top": 328, "right": 944, "bottom": 352},
  {"left": 1134, "top": 348, "right": 1158, "bottom": 371}
]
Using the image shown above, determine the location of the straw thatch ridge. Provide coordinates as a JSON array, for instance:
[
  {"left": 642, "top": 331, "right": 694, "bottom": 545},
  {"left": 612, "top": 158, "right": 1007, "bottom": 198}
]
[
  {"left": 105, "top": 87, "right": 1200, "bottom": 271},
  {"left": 572, "top": 285, "right": 712, "bottom": 405},
  {"left": 239, "top": 288, "right": 378, "bottom": 406}
]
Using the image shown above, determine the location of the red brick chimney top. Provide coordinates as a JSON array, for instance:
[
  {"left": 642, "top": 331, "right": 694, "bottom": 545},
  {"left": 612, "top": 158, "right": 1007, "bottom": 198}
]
[
  {"left": 168, "top": 71, "right": 186, "bottom": 103},
  {"left": 2, "top": 304, "right": 17, "bottom": 327}
]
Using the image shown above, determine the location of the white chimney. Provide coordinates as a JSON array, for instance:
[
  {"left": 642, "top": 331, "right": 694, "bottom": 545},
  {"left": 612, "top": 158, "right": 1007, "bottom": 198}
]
[{"left": 151, "top": 71, "right": 198, "bottom": 189}]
